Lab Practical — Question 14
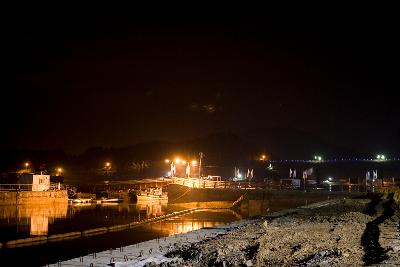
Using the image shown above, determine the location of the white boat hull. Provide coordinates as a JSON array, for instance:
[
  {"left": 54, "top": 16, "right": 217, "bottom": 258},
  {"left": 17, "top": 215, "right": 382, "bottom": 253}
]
[{"left": 136, "top": 195, "right": 168, "bottom": 202}]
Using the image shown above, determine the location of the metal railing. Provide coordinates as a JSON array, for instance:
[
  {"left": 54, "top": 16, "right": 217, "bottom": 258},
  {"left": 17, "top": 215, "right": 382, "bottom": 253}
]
[
  {"left": 171, "top": 177, "right": 398, "bottom": 191},
  {"left": 0, "top": 183, "right": 63, "bottom": 192},
  {"left": 172, "top": 177, "right": 257, "bottom": 189}
]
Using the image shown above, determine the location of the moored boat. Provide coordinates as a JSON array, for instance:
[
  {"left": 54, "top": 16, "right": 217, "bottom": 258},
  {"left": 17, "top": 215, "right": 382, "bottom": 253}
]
[
  {"left": 69, "top": 198, "right": 93, "bottom": 203},
  {"left": 100, "top": 197, "right": 123, "bottom": 203},
  {"left": 130, "top": 187, "right": 168, "bottom": 203}
]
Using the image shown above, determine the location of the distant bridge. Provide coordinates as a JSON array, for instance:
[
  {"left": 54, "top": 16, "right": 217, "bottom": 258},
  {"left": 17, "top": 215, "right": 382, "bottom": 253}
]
[{"left": 268, "top": 158, "right": 400, "bottom": 164}]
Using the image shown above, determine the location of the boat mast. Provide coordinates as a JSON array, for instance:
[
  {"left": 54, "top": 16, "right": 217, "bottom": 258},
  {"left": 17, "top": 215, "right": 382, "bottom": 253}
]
[{"left": 198, "top": 152, "right": 204, "bottom": 178}]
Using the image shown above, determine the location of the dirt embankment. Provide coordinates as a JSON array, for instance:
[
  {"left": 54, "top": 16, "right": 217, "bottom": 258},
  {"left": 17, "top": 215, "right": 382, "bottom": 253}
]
[{"left": 161, "top": 194, "right": 399, "bottom": 267}]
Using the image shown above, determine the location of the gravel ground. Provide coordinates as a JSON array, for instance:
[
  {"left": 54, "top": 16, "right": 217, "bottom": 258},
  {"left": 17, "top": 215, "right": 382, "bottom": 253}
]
[{"left": 158, "top": 194, "right": 400, "bottom": 267}]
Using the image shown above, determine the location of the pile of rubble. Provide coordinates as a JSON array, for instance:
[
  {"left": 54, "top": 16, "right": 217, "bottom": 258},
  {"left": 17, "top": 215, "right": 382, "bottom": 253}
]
[{"left": 157, "top": 196, "right": 399, "bottom": 267}]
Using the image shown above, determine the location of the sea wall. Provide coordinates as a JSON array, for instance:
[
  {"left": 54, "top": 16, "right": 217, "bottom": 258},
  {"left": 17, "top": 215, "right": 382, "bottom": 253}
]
[
  {"left": 0, "top": 190, "right": 68, "bottom": 205},
  {"left": 167, "top": 184, "right": 364, "bottom": 203}
]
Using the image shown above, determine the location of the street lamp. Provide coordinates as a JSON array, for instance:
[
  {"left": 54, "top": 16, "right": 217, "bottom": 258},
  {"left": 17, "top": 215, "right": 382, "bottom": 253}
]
[
  {"left": 165, "top": 159, "right": 170, "bottom": 163},
  {"left": 376, "top": 154, "right": 386, "bottom": 160},
  {"left": 314, "top": 155, "right": 322, "bottom": 161},
  {"left": 57, "top": 168, "right": 63, "bottom": 176},
  {"left": 24, "top": 162, "right": 30, "bottom": 173},
  {"left": 104, "top": 162, "right": 111, "bottom": 177}
]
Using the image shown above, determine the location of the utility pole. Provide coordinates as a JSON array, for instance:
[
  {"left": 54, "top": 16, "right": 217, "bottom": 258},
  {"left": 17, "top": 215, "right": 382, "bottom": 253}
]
[{"left": 198, "top": 152, "right": 204, "bottom": 178}]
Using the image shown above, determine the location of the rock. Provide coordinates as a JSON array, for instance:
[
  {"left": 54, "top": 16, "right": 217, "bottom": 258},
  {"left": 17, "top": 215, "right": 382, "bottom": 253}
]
[{"left": 245, "top": 260, "right": 253, "bottom": 266}]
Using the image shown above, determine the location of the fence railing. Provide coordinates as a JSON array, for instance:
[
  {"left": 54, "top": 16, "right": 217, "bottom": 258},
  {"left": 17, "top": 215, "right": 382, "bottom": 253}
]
[
  {"left": 171, "top": 177, "right": 398, "bottom": 191},
  {"left": 0, "top": 183, "right": 63, "bottom": 192},
  {"left": 172, "top": 177, "right": 258, "bottom": 189}
]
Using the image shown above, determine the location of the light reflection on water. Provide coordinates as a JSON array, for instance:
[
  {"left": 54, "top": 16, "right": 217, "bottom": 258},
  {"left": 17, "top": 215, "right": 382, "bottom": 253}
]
[{"left": 0, "top": 197, "right": 313, "bottom": 242}]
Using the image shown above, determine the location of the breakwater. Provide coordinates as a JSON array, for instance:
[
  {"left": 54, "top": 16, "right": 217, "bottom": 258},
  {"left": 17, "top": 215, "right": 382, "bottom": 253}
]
[{"left": 167, "top": 184, "right": 364, "bottom": 203}]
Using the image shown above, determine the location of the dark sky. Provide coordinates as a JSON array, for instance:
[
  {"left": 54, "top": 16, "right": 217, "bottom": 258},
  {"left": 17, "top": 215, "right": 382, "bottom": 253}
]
[{"left": 3, "top": 6, "right": 400, "bottom": 154}]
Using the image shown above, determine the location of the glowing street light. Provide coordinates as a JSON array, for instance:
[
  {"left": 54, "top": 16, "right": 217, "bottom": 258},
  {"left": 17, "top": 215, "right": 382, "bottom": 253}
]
[
  {"left": 105, "top": 162, "right": 111, "bottom": 167},
  {"left": 165, "top": 159, "right": 170, "bottom": 163},
  {"left": 174, "top": 158, "right": 181, "bottom": 164},
  {"left": 191, "top": 160, "right": 197, "bottom": 166},
  {"left": 260, "top": 154, "right": 266, "bottom": 161},
  {"left": 57, "top": 168, "right": 63, "bottom": 176},
  {"left": 23, "top": 162, "right": 30, "bottom": 173},
  {"left": 182, "top": 160, "right": 187, "bottom": 164},
  {"left": 376, "top": 154, "right": 386, "bottom": 160},
  {"left": 314, "top": 155, "right": 322, "bottom": 161}
]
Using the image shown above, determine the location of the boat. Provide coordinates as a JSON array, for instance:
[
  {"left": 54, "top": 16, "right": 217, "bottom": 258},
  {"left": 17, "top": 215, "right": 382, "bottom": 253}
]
[
  {"left": 100, "top": 197, "right": 123, "bottom": 203},
  {"left": 69, "top": 198, "right": 92, "bottom": 204},
  {"left": 130, "top": 187, "right": 168, "bottom": 203}
]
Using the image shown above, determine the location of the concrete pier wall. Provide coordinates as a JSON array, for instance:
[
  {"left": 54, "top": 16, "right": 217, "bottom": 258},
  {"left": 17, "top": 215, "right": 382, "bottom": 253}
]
[
  {"left": 167, "top": 184, "right": 364, "bottom": 204},
  {"left": 0, "top": 190, "right": 68, "bottom": 205}
]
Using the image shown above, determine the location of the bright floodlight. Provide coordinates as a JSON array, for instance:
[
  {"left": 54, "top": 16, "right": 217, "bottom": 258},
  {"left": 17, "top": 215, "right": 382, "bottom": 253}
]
[
  {"left": 165, "top": 159, "right": 170, "bottom": 163},
  {"left": 328, "top": 177, "right": 332, "bottom": 181},
  {"left": 182, "top": 160, "right": 187, "bottom": 164},
  {"left": 105, "top": 162, "right": 111, "bottom": 167},
  {"left": 238, "top": 173, "right": 242, "bottom": 178},
  {"left": 191, "top": 160, "right": 197, "bottom": 165},
  {"left": 174, "top": 158, "right": 181, "bottom": 164},
  {"left": 381, "top": 155, "right": 386, "bottom": 160},
  {"left": 376, "top": 155, "right": 381, "bottom": 159},
  {"left": 25, "top": 162, "right": 29, "bottom": 167},
  {"left": 57, "top": 168, "right": 63, "bottom": 172},
  {"left": 318, "top": 156, "right": 322, "bottom": 161}
]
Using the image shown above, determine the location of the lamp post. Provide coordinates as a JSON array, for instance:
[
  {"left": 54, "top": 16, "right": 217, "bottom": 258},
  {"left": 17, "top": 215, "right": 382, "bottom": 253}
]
[
  {"left": 104, "top": 162, "right": 111, "bottom": 178},
  {"left": 24, "top": 162, "right": 30, "bottom": 172}
]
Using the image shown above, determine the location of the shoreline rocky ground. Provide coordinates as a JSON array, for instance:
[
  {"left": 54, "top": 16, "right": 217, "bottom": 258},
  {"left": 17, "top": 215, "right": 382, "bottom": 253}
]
[{"left": 157, "top": 194, "right": 400, "bottom": 266}]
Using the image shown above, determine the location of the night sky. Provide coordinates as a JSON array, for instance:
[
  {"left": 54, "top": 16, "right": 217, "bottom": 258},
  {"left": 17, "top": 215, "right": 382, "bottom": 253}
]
[{"left": 3, "top": 7, "right": 400, "bottom": 155}]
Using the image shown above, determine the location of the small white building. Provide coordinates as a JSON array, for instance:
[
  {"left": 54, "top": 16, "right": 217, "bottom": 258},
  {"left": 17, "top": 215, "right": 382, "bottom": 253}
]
[{"left": 19, "top": 173, "right": 50, "bottom": 191}]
